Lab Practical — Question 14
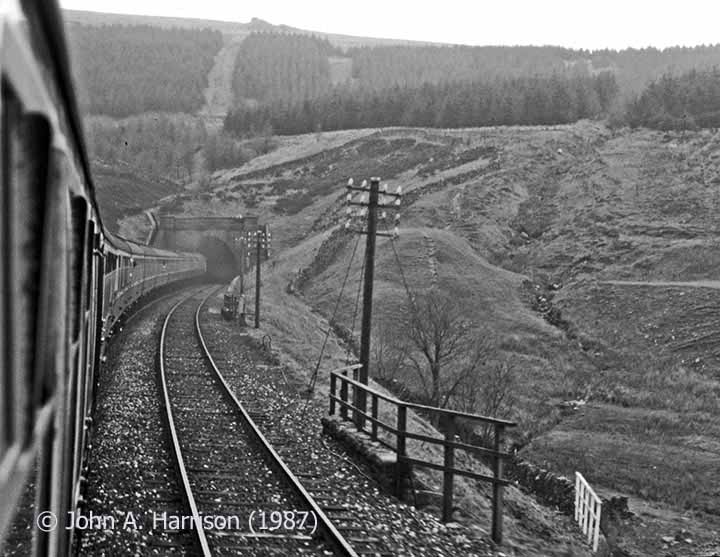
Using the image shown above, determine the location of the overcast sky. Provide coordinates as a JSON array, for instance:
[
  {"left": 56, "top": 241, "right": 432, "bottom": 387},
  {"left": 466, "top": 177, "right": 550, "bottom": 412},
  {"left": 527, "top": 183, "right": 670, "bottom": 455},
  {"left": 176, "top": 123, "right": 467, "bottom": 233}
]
[{"left": 59, "top": 0, "right": 720, "bottom": 50}]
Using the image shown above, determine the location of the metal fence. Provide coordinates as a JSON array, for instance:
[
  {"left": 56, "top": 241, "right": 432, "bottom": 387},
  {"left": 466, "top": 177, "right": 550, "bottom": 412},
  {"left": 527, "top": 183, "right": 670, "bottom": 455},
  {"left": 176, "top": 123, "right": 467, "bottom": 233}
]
[
  {"left": 574, "top": 471, "right": 602, "bottom": 551},
  {"left": 328, "top": 364, "right": 515, "bottom": 543}
]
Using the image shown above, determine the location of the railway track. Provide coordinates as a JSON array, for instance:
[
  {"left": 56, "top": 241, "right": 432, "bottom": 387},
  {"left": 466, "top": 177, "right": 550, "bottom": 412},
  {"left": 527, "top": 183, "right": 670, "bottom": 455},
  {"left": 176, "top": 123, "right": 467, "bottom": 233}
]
[
  {"left": 196, "top": 297, "right": 395, "bottom": 556},
  {"left": 158, "top": 287, "right": 361, "bottom": 556}
]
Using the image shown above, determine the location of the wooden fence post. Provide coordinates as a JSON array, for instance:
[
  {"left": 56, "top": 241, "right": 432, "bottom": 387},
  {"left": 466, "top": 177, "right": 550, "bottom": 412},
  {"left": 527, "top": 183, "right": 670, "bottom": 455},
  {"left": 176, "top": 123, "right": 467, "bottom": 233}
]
[
  {"left": 371, "top": 395, "right": 378, "bottom": 440},
  {"left": 329, "top": 373, "right": 336, "bottom": 415},
  {"left": 442, "top": 415, "right": 455, "bottom": 522},
  {"left": 340, "top": 371, "right": 348, "bottom": 420},
  {"left": 491, "top": 423, "right": 505, "bottom": 544},
  {"left": 395, "top": 404, "right": 407, "bottom": 496}
]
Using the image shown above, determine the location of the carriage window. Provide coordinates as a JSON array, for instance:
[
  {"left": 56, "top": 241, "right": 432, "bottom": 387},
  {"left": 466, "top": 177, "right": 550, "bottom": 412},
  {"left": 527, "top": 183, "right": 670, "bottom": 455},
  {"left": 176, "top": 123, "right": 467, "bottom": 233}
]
[
  {"left": 0, "top": 78, "right": 13, "bottom": 452},
  {"left": 70, "top": 197, "right": 88, "bottom": 340},
  {"left": 85, "top": 223, "right": 95, "bottom": 310},
  {"left": 1, "top": 77, "right": 51, "bottom": 450}
]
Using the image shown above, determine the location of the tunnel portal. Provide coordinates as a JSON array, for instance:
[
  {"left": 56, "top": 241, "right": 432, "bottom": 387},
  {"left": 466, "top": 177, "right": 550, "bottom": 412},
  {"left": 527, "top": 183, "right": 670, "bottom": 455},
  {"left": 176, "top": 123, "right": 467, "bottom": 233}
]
[{"left": 151, "top": 214, "right": 259, "bottom": 282}]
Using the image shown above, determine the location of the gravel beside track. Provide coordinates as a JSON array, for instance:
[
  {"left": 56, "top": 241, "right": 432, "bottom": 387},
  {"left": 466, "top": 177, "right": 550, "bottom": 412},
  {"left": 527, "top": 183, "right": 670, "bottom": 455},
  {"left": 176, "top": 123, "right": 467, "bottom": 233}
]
[
  {"left": 199, "top": 295, "right": 496, "bottom": 557},
  {"left": 78, "top": 288, "right": 199, "bottom": 556}
]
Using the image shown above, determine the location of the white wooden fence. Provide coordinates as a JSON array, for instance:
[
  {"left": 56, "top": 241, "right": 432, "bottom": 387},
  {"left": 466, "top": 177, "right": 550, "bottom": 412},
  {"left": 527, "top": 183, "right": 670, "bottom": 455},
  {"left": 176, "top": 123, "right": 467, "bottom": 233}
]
[{"left": 575, "top": 472, "right": 602, "bottom": 551}]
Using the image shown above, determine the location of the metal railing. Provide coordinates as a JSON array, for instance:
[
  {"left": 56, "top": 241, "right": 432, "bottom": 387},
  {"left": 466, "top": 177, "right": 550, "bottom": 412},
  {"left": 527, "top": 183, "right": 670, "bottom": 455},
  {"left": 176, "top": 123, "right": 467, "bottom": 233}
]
[
  {"left": 328, "top": 364, "right": 516, "bottom": 544},
  {"left": 575, "top": 471, "right": 602, "bottom": 551}
]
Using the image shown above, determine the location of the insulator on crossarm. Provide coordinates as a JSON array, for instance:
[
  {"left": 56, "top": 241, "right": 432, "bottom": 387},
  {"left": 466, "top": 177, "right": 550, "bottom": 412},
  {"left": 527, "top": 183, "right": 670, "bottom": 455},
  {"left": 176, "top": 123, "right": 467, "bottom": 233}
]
[
  {"left": 346, "top": 192, "right": 352, "bottom": 202},
  {"left": 396, "top": 186, "right": 402, "bottom": 195},
  {"left": 381, "top": 182, "right": 388, "bottom": 193},
  {"left": 361, "top": 179, "right": 367, "bottom": 188},
  {"left": 395, "top": 212, "right": 401, "bottom": 222},
  {"left": 393, "top": 226, "right": 399, "bottom": 237},
  {"left": 395, "top": 198, "right": 401, "bottom": 206},
  {"left": 348, "top": 178, "right": 354, "bottom": 187},
  {"left": 345, "top": 220, "right": 351, "bottom": 229},
  {"left": 381, "top": 211, "right": 387, "bottom": 219}
]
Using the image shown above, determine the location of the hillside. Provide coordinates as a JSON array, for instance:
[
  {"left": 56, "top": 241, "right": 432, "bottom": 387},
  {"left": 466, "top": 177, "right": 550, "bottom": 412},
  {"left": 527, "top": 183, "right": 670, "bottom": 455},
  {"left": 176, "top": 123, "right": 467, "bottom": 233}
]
[
  {"left": 129, "top": 121, "right": 720, "bottom": 556},
  {"left": 67, "top": 23, "right": 222, "bottom": 116},
  {"left": 63, "top": 9, "right": 445, "bottom": 47},
  {"left": 91, "top": 163, "right": 182, "bottom": 232},
  {"left": 62, "top": 10, "right": 720, "bottom": 238}
]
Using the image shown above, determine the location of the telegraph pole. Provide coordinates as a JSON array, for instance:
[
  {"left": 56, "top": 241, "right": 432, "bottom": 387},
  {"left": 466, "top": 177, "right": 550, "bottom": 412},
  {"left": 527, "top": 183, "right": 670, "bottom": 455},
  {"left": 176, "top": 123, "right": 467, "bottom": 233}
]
[
  {"left": 357, "top": 178, "right": 380, "bottom": 421},
  {"left": 346, "top": 177, "right": 402, "bottom": 427}
]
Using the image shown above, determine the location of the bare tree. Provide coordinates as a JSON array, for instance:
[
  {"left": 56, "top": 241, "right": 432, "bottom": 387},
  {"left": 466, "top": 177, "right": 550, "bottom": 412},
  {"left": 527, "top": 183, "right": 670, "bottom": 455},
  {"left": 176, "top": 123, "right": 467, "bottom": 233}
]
[
  {"left": 373, "top": 288, "right": 515, "bottom": 440},
  {"left": 401, "top": 289, "right": 491, "bottom": 410},
  {"left": 455, "top": 359, "right": 516, "bottom": 445},
  {"left": 371, "top": 316, "right": 408, "bottom": 387}
]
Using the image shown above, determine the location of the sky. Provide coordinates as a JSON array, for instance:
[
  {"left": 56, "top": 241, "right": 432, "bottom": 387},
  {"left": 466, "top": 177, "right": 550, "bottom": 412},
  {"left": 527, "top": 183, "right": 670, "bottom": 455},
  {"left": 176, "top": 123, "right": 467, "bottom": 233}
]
[{"left": 59, "top": 0, "right": 720, "bottom": 51}]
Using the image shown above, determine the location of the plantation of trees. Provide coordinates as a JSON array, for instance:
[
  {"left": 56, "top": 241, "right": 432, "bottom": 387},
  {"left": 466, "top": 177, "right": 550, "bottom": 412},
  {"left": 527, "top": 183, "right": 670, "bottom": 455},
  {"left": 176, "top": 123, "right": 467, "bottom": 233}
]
[
  {"left": 227, "top": 32, "right": 720, "bottom": 136},
  {"left": 68, "top": 23, "right": 223, "bottom": 117},
  {"left": 349, "top": 44, "right": 720, "bottom": 98},
  {"left": 232, "top": 33, "right": 341, "bottom": 105},
  {"left": 225, "top": 72, "right": 619, "bottom": 135},
  {"left": 625, "top": 67, "right": 720, "bottom": 130},
  {"left": 591, "top": 45, "right": 720, "bottom": 98},
  {"left": 348, "top": 45, "right": 577, "bottom": 90},
  {"left": 230, "top": 34, "right": 720, "bottom": 109},
  {"left": 85, "top": 115, "right": 207, "bottom": 180}
]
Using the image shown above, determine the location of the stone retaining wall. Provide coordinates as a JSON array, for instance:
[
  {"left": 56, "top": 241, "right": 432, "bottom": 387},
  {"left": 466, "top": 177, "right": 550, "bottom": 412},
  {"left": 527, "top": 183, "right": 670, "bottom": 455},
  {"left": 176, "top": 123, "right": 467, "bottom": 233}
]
[{"left": 506, "top": 458, "right": 576, "bottom": 515}]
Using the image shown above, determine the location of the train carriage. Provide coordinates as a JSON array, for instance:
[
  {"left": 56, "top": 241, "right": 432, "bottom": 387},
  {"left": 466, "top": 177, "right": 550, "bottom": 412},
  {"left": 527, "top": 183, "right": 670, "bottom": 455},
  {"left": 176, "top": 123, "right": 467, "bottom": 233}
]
[{"left": 0, "top": 1, "right": 206, "bottom": 555}]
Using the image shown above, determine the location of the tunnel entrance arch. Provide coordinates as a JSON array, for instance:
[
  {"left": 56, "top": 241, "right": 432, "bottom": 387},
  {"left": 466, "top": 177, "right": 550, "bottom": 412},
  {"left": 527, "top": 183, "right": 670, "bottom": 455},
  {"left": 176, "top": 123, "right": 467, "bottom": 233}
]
[{"left": 151, "top": 214, "right": 259, "bottom": 280}]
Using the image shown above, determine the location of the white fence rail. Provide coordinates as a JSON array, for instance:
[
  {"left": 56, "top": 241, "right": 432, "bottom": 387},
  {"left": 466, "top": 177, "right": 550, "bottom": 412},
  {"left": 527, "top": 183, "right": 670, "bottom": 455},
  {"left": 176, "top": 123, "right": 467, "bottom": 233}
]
[{"left": 575, "top": 472, "right": 602, "bottom": 551}]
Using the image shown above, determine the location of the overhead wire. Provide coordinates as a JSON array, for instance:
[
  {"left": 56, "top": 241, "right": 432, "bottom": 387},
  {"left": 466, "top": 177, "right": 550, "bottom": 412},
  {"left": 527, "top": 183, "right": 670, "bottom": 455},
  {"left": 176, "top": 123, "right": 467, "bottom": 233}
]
[
  {"left": 347, "top": 241, "right": 367, "bottom": 362},
  {"left": 304, "top": 232, "right": 362, "bottom": 399},
  {"left": 384, "top": 220, "right": 418, "bottom": 318}
]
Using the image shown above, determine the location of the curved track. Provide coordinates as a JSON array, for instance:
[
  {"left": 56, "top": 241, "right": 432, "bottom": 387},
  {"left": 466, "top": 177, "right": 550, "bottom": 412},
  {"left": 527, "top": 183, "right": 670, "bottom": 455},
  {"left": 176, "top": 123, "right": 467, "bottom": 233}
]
[{"left": 159, "top": 287, "right": 359, "bottom": 556}]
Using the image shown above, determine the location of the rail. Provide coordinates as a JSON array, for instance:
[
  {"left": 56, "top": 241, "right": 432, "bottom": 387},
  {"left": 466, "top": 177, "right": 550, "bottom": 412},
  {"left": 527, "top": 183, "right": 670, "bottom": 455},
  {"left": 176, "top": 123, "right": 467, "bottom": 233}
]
[
  {"left": 575, "top": 472, "right": 601, "bottom": 552},
  {"left": 159, "top": 287, "right": 213, "bottom": 556},
  {"left": 196, "top": 291, "right": 360, "bottom": 557},
  {"left": 329, "top": 364, "right": 516, "bottom": 544}
]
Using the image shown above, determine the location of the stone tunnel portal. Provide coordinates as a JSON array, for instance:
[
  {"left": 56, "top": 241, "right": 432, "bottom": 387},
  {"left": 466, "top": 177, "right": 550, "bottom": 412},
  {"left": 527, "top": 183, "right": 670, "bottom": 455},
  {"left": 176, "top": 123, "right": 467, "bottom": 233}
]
[{"left": 151, "top": 214, "right": 259, "bottom": 282}]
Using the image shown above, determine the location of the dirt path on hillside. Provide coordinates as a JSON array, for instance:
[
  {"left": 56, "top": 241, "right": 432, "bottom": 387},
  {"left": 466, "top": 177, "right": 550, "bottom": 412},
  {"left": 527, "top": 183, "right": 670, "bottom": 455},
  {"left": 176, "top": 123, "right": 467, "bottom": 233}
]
[
  {"left": 602, "top": 279, "right": 720, "bottom": 289},
  {"left": 198, "top": 35, "right": 245, "bottom": 129}
]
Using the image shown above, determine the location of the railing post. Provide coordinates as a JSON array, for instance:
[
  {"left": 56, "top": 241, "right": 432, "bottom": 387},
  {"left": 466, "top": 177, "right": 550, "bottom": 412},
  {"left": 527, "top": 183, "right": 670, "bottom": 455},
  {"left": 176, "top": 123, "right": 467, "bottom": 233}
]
[
  {"left": 574, "top": 472, "right": 580, "bottom": 522},
  {"left": 442, "top": 415, "right": 455, "bottom": 522},
  {"left": 394, "top": 404, "right": 407, "bottom": 496},
  {"left": 340, "top": 370, "right": 348, "bottom": 421},
  {"left": 329, "top": 373, "right": 336, "bottom": 415},
  {"left": 353, "top": 383, "right": 362, "bottom": 431},
  {"left": 371, "top": 394, "right": 378, "bottom": 440},
  {"left": 491, "top": 423, "right": 505, "bottom": 544},
  {"left": 593, "top": 499, "right": 601, "bottom": 551}
]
